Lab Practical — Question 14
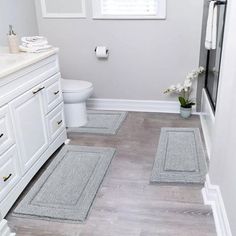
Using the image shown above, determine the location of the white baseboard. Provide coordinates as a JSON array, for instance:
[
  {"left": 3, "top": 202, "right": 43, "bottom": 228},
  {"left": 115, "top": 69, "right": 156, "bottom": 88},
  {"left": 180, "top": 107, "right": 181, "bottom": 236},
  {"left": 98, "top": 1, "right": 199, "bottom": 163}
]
[
  {"left": 0, "top": 219, "right": 15, "bottom": 236},
  {"left": 64, "top": 139, "right": 70, "bottom": 145},
  {"left": 202, "top": 174, "right": 232, "bottom": 236},
  {"left": 200, "top": 89, "right": 215, "bottom": 158},
  {"left": 87, "top": 98, "right": 199, "bottom": 114}
]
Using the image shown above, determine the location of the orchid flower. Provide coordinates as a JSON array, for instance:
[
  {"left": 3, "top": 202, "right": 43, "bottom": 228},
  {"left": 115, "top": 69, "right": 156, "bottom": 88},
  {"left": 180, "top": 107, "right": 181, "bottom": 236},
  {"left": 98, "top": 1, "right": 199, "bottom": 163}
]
[{"left": 164, "top": 67, "right": 205, "bottom": 108}]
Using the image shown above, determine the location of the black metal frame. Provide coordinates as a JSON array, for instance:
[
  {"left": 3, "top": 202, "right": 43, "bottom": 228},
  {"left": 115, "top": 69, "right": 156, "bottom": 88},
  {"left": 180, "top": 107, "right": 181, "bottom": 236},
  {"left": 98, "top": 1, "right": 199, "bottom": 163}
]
[{"left": 214, "top": 1, "right": 227, "bottom": 5}]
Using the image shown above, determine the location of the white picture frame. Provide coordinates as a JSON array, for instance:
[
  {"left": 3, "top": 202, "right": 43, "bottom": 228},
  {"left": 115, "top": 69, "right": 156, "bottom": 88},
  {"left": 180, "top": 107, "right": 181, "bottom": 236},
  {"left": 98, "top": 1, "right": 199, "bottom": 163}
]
[{"left": 40, "top": 0, "right": 86, "bottom": 18}]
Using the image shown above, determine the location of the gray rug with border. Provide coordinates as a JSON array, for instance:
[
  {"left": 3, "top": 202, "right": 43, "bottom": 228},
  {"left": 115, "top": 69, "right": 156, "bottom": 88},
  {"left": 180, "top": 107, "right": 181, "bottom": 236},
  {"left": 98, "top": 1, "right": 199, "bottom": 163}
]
[
  {"left": 13, "top": 145, "right": 116, "bottom": 223},
  {"left": 150, "top": 128, "right": 208, "bottom": 184},
  {"left": 67, "top": 110, "right": 128, "bottom": 135}
]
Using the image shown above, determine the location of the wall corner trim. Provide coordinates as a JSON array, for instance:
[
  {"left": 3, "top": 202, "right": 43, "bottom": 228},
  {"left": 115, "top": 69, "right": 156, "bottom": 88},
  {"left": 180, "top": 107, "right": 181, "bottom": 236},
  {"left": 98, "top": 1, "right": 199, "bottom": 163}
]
[
  {"left": 87, "top": 98, "right": 200, "bottom": 114},
  {"left": 200, "top": 89, "right": 215, "bottom": 159},
  {"left": 0, "top": 219, "right": 15, "bottom": 236},
  {"left": 202, "top": 174, "right": 232, "bottom": 236}
]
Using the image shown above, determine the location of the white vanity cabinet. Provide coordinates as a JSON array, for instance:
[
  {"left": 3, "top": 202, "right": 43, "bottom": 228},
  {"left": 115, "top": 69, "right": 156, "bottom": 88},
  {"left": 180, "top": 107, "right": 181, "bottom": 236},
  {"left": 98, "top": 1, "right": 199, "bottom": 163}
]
[
  {"left": 0, "top": 146, "right": 21, "bottom": 202},
  {"left": 10, "top": 83, "right": 49, "bottom": 173},
  {"left": 0, "top": 106, "right": 14, "bottom": 156},
  {"left": 0, "top": 49, "right": 67, "bottom": 219},
  {"left": 43, "top": 73, "right": 63, "bottom": 113}
]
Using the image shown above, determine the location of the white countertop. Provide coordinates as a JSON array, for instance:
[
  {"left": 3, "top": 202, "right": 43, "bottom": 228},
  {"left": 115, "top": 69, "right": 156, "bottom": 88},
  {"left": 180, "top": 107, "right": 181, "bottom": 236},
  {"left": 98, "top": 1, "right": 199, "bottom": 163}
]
[{"left": 0, "top": 47, "right": 59, "bottom": 79}]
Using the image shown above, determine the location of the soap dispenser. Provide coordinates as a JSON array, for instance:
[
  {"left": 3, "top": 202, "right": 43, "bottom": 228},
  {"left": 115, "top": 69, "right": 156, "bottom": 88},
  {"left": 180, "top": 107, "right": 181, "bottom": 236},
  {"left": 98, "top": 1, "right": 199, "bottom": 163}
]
[{"left": 8, "top": 25, "right": 20, "bottom": 53}]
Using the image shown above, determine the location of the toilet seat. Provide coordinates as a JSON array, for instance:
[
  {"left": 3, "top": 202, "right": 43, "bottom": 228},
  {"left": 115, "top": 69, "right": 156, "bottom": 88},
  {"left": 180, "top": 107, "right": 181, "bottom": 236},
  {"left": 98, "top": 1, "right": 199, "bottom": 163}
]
[{"left": 61, "top": 78, "right": 93, "bottom": 93}]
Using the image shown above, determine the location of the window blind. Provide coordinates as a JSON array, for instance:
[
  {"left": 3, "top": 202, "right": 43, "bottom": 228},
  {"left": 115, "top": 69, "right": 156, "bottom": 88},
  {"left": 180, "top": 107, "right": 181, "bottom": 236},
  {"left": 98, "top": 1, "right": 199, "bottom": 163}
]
[{"left": 101, "top": 0, "right": 158, "bottom": 15}]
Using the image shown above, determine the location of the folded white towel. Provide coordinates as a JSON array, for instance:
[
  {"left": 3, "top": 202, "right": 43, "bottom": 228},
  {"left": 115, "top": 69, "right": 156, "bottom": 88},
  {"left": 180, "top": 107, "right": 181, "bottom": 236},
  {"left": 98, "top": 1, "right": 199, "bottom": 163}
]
[
  {"left": 21, "top": 36, "right": 47, "bottom": 44},
  {"left": 20, "top": 36, "right": 52, "bottom": 53},
  {"left": 19, "top": 45, "right": 52, "bottom": 53},
  {"left": 22, "top": 41, "right": 49, "bottom": 48},
  {"left": 205, "top": 1, "right": 218, "bottom": 50}
]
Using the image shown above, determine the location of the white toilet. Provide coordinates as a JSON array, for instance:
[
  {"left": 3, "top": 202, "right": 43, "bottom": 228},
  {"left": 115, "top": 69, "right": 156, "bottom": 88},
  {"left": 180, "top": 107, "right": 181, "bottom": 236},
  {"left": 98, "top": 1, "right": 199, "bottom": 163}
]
[{"left": 61, "top": 78, "right": 93, "bottom": 127}]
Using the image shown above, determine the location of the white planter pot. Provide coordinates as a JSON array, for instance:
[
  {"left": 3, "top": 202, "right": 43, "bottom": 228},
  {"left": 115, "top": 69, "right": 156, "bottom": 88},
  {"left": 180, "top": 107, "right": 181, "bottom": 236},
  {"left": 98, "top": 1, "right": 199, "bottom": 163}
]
[{"left": 180, "top": 107, "right": 192, "bottom": 119}]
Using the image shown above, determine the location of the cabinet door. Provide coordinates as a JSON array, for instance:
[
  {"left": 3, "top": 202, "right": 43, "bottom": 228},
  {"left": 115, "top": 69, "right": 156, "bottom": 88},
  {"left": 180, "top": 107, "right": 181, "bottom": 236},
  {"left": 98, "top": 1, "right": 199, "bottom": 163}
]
[
  {"left": 10, "top": 85, "right": 49, "bottom": 173},
  {"left": 0, "top": 105, "right": 14, "bottom": 155}
]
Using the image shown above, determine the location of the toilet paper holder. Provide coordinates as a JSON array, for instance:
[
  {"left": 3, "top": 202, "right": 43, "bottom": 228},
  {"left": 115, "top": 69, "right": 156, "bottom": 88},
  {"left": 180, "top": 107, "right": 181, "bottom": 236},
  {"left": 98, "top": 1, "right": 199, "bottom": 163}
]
[{"left": 94, "top": 47, "right": 109, "bottom": 54}]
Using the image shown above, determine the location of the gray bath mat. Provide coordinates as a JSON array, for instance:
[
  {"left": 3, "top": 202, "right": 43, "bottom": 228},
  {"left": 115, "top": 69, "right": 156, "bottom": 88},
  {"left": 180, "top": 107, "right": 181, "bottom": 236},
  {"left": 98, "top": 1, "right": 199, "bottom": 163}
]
[
  {"left": 150, "top": 128, "right": 207, "bottom": 184},
  {"left": 67, "top": 110, "right": 128, "bottom": 135},
  {"left": 13, "top": 145, "right": 116, "bottom": 223}
]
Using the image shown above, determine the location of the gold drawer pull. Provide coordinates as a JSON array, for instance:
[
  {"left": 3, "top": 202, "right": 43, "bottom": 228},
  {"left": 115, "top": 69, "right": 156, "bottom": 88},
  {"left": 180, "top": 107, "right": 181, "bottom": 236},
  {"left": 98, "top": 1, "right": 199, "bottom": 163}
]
[
  {"left": 0, "top": 133, "right": 3, "bottom": 138},
  {"left": 3, "top": 174, "right": 12, "bottom": 182},
  {"left": 32, "top": 87, "right": 45, "bottom": 94},
  {"left": 54, "top": 91, "right": 60, "bottom": 95},
  {"left": 57, "top": 120, "right": 63, "bottom": 125}
]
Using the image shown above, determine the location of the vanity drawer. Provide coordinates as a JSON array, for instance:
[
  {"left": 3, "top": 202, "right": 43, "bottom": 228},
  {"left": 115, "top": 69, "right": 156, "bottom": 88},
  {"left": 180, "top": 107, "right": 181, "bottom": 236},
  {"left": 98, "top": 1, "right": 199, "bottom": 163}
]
[
  {"left": 0, "top": 105, "right": 14, "bottom": 155},
  {"left": 43, "top": 73, "right": 63, "bottom": 113},
  {"left": 0, "top": 54, "right": 60, "bottom": 108},
  {"left": 46, "top": 103, "right": 65, "bottom": 142},
  {"left": 0, "top": 146, "right": 21, "bottom": 201}
]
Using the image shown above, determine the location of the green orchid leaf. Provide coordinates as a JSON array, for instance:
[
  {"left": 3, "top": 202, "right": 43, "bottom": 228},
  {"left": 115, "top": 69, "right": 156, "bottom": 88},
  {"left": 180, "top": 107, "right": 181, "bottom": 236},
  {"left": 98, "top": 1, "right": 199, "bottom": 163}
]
[{"left": 178, "top": 97, "right": 186, "bottom": 107}]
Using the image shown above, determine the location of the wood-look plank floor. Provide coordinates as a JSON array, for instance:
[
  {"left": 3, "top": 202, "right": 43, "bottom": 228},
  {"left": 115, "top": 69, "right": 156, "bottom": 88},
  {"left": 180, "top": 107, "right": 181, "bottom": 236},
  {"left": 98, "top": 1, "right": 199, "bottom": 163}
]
[{"left": 7, "top": 112, "right": 216, "bottom": 236}]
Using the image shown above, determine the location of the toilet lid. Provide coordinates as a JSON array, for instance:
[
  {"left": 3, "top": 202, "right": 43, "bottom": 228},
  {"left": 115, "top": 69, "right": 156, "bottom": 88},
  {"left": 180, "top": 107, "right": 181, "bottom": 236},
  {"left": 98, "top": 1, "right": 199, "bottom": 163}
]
[{"left": 61, "top": 78, "right": 93, "bottom": 92}]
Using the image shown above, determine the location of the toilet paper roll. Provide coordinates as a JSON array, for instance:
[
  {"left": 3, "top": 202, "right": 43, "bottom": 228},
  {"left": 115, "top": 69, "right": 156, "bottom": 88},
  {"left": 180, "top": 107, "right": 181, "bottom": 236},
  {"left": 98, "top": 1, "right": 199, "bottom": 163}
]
[{"left": 95, "top": 46, "right": 109, "bottom": 58}]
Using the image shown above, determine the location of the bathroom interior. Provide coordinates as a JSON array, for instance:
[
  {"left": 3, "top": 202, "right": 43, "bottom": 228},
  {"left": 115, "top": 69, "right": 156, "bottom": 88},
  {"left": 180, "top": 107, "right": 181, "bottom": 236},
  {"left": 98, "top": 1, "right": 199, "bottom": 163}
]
[{"left": 0, "top": 0, "right": 236, "bottom": 235}]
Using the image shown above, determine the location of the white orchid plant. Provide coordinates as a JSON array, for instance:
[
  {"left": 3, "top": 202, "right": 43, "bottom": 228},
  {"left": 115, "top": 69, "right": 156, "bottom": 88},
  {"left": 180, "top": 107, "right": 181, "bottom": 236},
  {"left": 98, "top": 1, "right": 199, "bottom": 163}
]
[{"left": 164, "top": 67, "right": 205, "bottom": 109}]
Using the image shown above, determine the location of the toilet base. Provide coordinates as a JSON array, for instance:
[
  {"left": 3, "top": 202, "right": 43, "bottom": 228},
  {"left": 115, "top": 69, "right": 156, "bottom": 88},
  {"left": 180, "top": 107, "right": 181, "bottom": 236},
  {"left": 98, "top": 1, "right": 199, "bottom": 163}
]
[{"left": 64, "top": 102, "right": 88, "bottom": 127}]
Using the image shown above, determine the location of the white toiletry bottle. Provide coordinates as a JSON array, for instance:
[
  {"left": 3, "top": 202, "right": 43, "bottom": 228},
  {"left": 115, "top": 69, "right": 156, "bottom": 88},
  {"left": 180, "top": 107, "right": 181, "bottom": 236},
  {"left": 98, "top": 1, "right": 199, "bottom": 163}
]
[{"left": 8, "top": 25, "right": 20, "bottom": 53}]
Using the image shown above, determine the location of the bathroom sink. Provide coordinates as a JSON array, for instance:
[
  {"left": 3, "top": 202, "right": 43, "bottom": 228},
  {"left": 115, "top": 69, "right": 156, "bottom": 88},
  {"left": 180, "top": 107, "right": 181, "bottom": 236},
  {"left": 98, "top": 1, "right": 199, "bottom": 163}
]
[
  {"left": 0, "top": 46, "right": 58, "bottom": 78},
  {"left": 0, "top": 50, "right": 32, "bottom": 78},
  {"left": 0, "top": 48, "right": 26, "bottom": 70},
  {"left": 0, "top": 54, "right": 21, "bottom": 68}
]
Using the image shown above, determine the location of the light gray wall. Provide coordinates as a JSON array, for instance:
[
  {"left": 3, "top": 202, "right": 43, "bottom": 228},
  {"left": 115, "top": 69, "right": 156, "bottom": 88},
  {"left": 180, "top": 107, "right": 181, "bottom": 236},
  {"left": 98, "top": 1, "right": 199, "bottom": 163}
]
[
  {"left": 35, "top": 0, "right": 203, "bottom": 100},
  {"left": 0, "top": 0, "right": 38, "bottom": 46},
  {"left": 209, "top": 0, "right": 236, "bottom": 233}
]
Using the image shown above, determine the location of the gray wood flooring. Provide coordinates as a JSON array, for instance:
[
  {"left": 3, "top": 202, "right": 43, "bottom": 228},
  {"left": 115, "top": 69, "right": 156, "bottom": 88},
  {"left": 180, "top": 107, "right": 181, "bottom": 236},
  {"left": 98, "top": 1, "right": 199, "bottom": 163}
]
[{"left": 7, "top": 112, "right": 216, "bottom": 236}]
